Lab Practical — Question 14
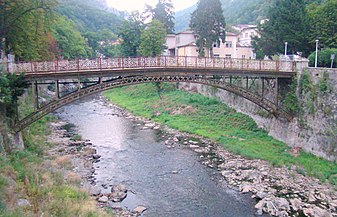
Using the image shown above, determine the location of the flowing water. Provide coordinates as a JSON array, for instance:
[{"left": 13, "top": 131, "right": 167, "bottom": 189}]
[{"left": 56, "top": 95, "right": 259, "bottom": 217}]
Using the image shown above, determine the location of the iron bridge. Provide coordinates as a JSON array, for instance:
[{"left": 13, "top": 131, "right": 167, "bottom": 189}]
[{"left": 9, "top": 56, "right": 298, "bottom": 132}]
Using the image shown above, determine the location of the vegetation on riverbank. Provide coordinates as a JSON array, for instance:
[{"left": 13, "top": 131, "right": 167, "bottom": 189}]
[
  {"left": 0, "top": 116, "right": 108, "bottom": 216},
  {"left": 104, "top": 83, "right": 337, "bottom": 185}
]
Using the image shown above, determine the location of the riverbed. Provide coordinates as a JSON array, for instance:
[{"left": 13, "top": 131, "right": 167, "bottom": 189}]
[{"left": 56, "top": 95, "right": 258, "bottom": 216}]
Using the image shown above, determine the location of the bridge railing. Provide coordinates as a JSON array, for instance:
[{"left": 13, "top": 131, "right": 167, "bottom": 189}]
[{"left": 10, "top": 56, "right": 296, "bottom": 74}]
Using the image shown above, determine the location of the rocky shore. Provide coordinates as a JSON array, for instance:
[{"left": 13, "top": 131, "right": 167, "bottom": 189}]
[
  {"left": 48, "top": 97, "right": 337, "bottom": 217},
  {"left": 106, "top": 100, "right": 336, "bottom": 217}
]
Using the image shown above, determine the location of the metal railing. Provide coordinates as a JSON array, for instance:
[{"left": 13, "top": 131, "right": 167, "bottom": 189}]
[{"left": 9, "top": 56, "right": 296, "bottom": 74}]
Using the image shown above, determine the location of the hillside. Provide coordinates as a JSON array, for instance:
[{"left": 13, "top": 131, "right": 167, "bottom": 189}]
[
  {"left": 56, "top": 0, "right": 124, "bottom": 33},
  {"left": 174, "top": 0, "right": 326, "bottom": 33}
]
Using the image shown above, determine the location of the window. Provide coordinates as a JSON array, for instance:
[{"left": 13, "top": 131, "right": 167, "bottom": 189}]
[
  {"left": 225, "top": 54, "right": 231, "bottom": 59},
  {"left": 242, "top": 55, "right": 246, "bottom": 59},
  {"left": 225, "top": 41, "right": 232, "bottom": 48},
  {"left": 213, "top": 42, "right": 220, "bottom": 48},
  {"left": 213, "top": 54, "right": 220, "bottom": 58},
  {"left": 245, "top": 33, "right": 249, "bottom": 38}
]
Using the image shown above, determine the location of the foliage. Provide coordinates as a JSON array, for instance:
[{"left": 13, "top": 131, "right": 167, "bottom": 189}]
[
  {"left": 308, "top": 48, "right": 337, "bottom": 68},
  {"left": 174, "top": 0, "right": 326, "bottom": 33},
  {"left": 0, "top": 0, "right": 60, "bottom": 61},
  {"left": 0, "top": 73, "right": 28, "bottom": 119},
  {"left": 104, "top": 83, "right": 337, "bottom": 184},
  {"left": 189, "top": 0, "right": 226, "bottom": 57},
  {"left": 145, "top": 0, "right": 175, "bottom": 34},
  {"left": 138, "top": 20, "right": 167, "bottom": 57},
  {"left": 253, "top": 0, "right": 310, "bottom": 58},
  {"left": 51, "top": 15, "right": 92, "bottom": 59},
  {"left": 84, "top": 29, "right": 120, "bottom": 58},
  {"left": 56, "top": 0, "right": 123, "bottom": 33},
  {"left": 307, "top": 0, "right": 337, "bottom": 50},
  {"left": 281, "top": 79, "right": 299, "bottom": 115},
  {"left": 118, "top": 12, "right": 145, "bottom": 57}
]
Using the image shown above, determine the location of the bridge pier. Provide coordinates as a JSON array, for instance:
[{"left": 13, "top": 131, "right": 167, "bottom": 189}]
[
  {"left": 55, "top": 80, "right": 60, "bottom": 99},
  {"left": 32, "top": 81, "right": 39, "bottom": 109}
]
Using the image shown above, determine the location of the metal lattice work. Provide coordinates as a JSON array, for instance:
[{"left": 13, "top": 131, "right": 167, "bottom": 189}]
[
  {"left": 14, "top": 75, "right": 292, "bottom": 132},
  {"left": 9, "top": 56, "right": 296, "bottom": 74}
]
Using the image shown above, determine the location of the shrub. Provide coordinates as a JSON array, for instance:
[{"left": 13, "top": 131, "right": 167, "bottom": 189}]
[{"left": 308, "top": 48, "right": 337, "bottom": 68}]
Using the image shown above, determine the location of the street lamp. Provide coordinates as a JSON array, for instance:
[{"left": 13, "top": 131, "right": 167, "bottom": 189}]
[
  {"left": 315, "top": 39, "right": 319, "bottom": 68},
  {"left": 284, "top": 42, "right": 288, "bottom": 57}
]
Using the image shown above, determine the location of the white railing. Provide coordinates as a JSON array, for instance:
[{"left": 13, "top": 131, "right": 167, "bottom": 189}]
[{"left": 10, "top": 56, "right": 296, "bottom": 74}]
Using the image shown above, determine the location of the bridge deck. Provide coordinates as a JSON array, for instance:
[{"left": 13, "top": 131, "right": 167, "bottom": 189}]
[{"left": 9, "top": 56, "right": 296, "bottom": 80}]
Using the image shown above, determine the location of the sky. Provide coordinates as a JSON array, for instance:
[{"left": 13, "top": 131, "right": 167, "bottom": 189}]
[{"left": 106, "top": 0, "right": 198, "bottom": 12}]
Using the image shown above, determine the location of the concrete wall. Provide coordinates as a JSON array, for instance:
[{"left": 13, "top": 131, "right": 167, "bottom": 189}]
[{"left": 179, "top": 66, "right": 337, "bottom": 161}]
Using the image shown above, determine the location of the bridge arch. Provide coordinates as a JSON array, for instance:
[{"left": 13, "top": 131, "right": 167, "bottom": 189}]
[{"left": 14, "top": 74, "right": 292, "bottom": 132}]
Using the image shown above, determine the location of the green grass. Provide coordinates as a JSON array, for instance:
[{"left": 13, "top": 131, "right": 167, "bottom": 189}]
[
  {"left": 0, "top": 97, "right": 109, "bottom": 217},
  {"left": 103, "top": 83, "right": 337, "bottom": 184}
]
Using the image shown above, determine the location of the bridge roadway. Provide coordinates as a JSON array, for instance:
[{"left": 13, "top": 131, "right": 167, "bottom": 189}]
[
  {"left": 10, "top": 56, "right": 297, "bottom": 132},
  {"left": 11, "top": 56, "right": 295, "bottom": 80}
]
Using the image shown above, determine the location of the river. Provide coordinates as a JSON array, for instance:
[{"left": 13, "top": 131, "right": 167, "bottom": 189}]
[{"left": 56, "top": 95, "right": 259, "bottom": 217}]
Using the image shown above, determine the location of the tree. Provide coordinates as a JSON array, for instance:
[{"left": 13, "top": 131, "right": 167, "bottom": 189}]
[
  {"left": 118, "top": 11, "right": 145, "bottom": 57},
  {"left": 51, "top": 16, "right": 92, "bottom": 59},
  {"left": 189, "top": 0, "right": 226, "bottom": 57},
  {"left": 84, "top": 29, "right": 119, "bottom": 57},
  {"left": 253, "top": 0, "right": 310, "bottom": 58},
  {"left": 139, "top": 20, "right": 166, "bottom": 57},
  {"left": 0, "top": 73, "right": 28, "bottom": 119},
  {"left": 308, "top": 48, "right": 337, "bottom": 67},
  {"left": 145, "top": 0, "right": 175, "bottom": 33},
  {"left": 0, "top": 0, "right": 58, "bottom": 61},
  {"left": 307, "top": 0, "right": 337, "bottom": 49}
]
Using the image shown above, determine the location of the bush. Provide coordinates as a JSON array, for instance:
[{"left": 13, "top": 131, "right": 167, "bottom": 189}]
[{"left": 308, "top": 48, "right": 337, "bottom": 68}]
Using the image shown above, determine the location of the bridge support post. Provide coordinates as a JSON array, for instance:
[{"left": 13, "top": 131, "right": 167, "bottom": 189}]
[
  {"left": 32, "top": 81, "right": 39, "bottom": 109},
  {"left": 55, "top": 80, "right": 60, "bottom": 99},
  {"left": 77, "top": 79, "right": 81, "bottom": 92},
  {"left": 275, "top": 78, "right": 279, "bottom": 107},
  {"left": 98, "top": 77, "right": 103, "bottom": 84},
  {"left": 261, "top": 78, "right": 265, "bottom": 98}
]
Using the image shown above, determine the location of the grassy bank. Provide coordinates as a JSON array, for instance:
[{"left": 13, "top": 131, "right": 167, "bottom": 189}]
[
  {"left": 0, "top": 116, "right": 109, "bottom": 216},
  {"left": 103, "top": 83, "right": 337, "bottom": 184}
]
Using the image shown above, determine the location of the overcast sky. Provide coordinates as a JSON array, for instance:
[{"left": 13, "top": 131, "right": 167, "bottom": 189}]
[{"left": 106, "top": 0, "right": 197, "bottom": 12}]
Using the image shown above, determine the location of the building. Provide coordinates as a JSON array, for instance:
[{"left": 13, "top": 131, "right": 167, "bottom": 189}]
[{"left": 165, "top": 25, "right": 258, "bottom": 59}]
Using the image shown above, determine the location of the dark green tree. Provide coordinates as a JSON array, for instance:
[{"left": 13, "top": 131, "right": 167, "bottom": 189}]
[
  {"left": 253, "top": 0, "right": 310, "bottom": 58},
  {"left": 189, "top": 0, "right": 226, "bottom": 57},
  {"left": 307, "top": 0, "right": 337, "bottom": 49},
  {"left": 145, "top": 0, "right": 175, "bottom": 33},
  {"left": 118, "top": 12, "right": 145, "bottom": 57},
  {"left": 139, "top": 20, "right": 166, "bottom": 57},
  {"left": 0, "top": 73, "right": 28, "bottom": 119}
]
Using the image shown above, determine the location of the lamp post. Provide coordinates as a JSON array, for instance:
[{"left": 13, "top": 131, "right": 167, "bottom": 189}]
[
  {"left": 315, "top": 39, "right": 319, "bottom": 68},
  {"left": 284, "top": 42, "right": 288, "bottom": 57}
]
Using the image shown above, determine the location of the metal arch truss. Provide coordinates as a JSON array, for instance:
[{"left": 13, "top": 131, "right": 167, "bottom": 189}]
[{"left": 14, "top": 75, "right": 292, "bottom": 132}]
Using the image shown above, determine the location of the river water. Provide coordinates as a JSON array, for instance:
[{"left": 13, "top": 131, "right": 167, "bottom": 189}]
[{"left": 56, "top": 95, "right": 259, "bottom": 217}]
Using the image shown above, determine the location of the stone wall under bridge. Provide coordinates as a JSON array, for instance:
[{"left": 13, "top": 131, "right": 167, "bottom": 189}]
[{"left": 179, "top": 66, "right": 337, "bottom": 162}]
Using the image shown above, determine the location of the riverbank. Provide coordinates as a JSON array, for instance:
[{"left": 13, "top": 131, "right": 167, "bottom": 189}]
[
  {"left": 103, "top": 83, "right": 337, "bottom": 216},
  {"left": 0, "top": 116, "right": 111, "bottom": 216}
]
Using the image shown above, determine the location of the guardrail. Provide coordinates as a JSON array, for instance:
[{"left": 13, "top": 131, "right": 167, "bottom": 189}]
[{"left": 9, "top": 56, "right": 296, "bottom": 74}]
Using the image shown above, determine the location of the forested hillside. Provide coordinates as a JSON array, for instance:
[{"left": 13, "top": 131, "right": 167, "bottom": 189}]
[
  {"left": 175, "top": 0, "right": 327, "bottom": 33},
  {"left": 57, "top": 0, "right": 123, "bottom": 33},
  {"left": 0, "top": 0, "right": 124, "bottom": 61}
]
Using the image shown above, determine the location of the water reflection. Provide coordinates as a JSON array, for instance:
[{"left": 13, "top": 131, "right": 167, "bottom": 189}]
[{"left": 57, "top": 95, "right": 258, "bottom": 217}]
